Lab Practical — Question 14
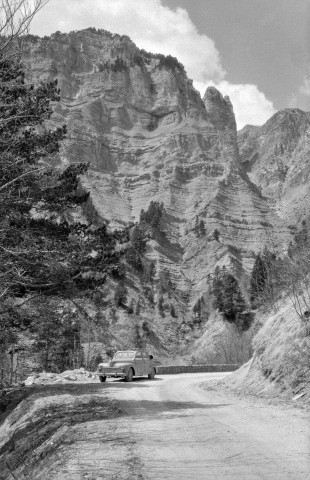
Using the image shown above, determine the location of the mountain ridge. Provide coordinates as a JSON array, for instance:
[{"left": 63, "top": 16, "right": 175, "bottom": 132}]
[{"left": 19, "top": 28, "right": 304, "bottom": 362}]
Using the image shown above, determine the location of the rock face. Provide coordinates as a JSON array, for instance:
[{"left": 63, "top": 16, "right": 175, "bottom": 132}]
[
  {"left": 21, "top": 29, "right": 295, "bottom": 361},
  {"left": 238, "top": 109, "right": 310, "bottom": 223},
  {"left": 203, "top": 86, "right": 236, "bottom": 132}
]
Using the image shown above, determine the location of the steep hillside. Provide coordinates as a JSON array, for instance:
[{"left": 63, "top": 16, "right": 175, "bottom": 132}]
[
  {"left": 222, "top": 291, "right": 310, "bottom": 398},
  {"left": 18, "top": 29, "right": 291, "bottom": 362}
]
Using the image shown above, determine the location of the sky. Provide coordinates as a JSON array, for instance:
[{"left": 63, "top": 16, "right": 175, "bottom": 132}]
[{"left": 30, "top": 0, "right": 310, "bottom": 129}]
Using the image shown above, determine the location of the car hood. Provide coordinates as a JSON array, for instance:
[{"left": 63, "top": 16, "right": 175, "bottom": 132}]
[{"left": 98, "top": 361, "right": 132, "bottom": 368}]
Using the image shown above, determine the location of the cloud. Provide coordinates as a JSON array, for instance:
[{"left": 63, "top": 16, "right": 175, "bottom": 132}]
[
  {"left": 194, "top": 80, "right": 276, "bottom": 129},
  {"left": 30, "top": 0, "right": 275, "bottom": 128},
  {"left": 287, "top": 68, "right": 310, "bottom": 112},
  {"left": 299, "top": 72, "right": 310, "bottom": 97}
]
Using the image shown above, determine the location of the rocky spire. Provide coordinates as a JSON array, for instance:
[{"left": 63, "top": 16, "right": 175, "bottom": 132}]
[{"left": 203, "top": 86, "right": 236, "bottom": 132}]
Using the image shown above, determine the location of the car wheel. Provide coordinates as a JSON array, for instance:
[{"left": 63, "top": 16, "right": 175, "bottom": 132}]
[
  {"left": 99, "top": 375, "right": 106, "bottom": 383},
  {"left": 148, "top": 368, "right": 156, "bottom": 380},
  {"left": 125, "top": 368, "right": 134, "bottom": 382}
]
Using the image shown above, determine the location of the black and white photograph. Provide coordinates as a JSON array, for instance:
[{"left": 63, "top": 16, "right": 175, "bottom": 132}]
[{"left": 0, "top": 0, "right": 309, "bottom": 478}]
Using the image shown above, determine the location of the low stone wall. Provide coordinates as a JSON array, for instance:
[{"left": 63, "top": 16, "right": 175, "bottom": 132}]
[{"left": 156, "top": 364, "right": 240, "bottom": 374}]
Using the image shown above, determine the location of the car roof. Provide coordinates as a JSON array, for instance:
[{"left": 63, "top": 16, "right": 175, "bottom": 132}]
[
  {"left": 115, "top": 350, "right": 150, "bottom": 356},
  {"left": 116, "top": 350, "right": 137, "bottom": 353}
]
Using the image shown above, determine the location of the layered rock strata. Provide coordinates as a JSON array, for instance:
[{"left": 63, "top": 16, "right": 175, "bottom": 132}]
[
  {"left": 238, "top": 109, "right": 310, "bottom": 223},
  {"left": 21, "top": 29, "right": 291, "bottom": 358}
]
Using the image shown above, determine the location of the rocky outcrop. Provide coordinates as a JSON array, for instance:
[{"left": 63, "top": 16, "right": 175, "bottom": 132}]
[
  {"left": 203, "top": 86, "right": 236, "bottom": 132},
  {"left": 21, "top": 29, "right": 292, "bottom": 360},
  {"left": 238, "top": 109, "right": 310, "bottom": 222}
]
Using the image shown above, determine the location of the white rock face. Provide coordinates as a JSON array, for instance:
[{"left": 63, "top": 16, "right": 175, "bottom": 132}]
[
  {"left": 21, "top": 29, "right": 291, "bottom": 361},
  {"left": 238, "top": 109, "right": 310, "bottom": 223}
]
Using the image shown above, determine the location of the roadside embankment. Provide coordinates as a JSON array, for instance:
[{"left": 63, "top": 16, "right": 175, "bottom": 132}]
[{"left": 0, "top": 383, "right": 120, "bottom": 479}]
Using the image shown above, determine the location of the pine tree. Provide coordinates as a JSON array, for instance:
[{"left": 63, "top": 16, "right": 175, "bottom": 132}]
[
  {"left": 250, "top": 249, "right": 276, "bottom": 308},
  {"left": 114, "top": 282, "right": 128, "bottom": 307},
  {"left": 250, "top": 253, "right": 268, "bottom": 307},
  {"left": 127, "top": 299, "right": 134, "bottom": 314},
  {"left": 0, "top": 51, "right": 96, "bottom": 302},
  {"left": 213, "top": 229, "right": 220, "bottom": 241},
  {"left": 199, "top": 220, "right": 206, "bottom": 236},
  {"left": 193, "top": 216, "right": 200, "bottom": 236},
  {"left": 149, "top": 262, "right": 156, "bottom": 284},
  {"left": 32, "top": 306, "right": 83, "bottom": 372},
  {"left": 220, "top": 274, "right": 246, "bottom": 322},
  {"left": 139, "top": 201, "right": 164, "bottom": 228},
  {"left": 212, "top": 268, "right": 250, "bottom": 329},
  {"left": 135, "top": 299, "right": 141, "bottom": 315},
  {"left": 193, "top": 297, "right": 204, "bottom": 319},
  {"left": 158, "top": 294, "right": 164, "bottom": 315},
  {"left": 131, "top": 225, "right": 146, "bottom": 253},
  {"left": 158, "top": 269, "right": 174, "bottom": 295}
]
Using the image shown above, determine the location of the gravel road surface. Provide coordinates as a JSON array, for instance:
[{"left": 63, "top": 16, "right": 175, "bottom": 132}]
[{"left": 42, "top": 372, "right": 309, "bottom": 480}]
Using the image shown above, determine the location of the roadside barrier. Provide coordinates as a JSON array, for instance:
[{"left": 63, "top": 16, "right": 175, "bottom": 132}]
[{"left": 156, "top": 364, "right": 240, "bottom": 374}]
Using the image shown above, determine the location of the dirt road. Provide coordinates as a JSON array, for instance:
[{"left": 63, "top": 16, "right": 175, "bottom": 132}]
[{"left": 26, "top": 373, "right": 309, "bottom": 479}]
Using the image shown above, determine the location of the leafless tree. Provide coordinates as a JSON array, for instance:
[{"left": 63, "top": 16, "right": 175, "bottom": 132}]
[
  {"left": 276, "top": 253, "right": 310, "bottom": 321},
  {"left": 262, "top": 221, "right": 310, "bottom": 321},
  {"left": 0, "top": 0, "right": 48, "bottom": 56}
]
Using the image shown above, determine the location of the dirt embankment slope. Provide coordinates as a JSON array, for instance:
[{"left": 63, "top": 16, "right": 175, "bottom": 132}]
[
  {"left": 0, "top": 381, "right": 119, "bottom": 480},
  {"left": 218, "top": 293, "right": 310, "bottom": 403}
]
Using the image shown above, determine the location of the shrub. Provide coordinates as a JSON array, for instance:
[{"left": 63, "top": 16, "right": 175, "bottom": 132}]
[
  {"left": 106, "top": 348, "right": 115, "bottom": 359},
  {"left": 142, "top": 321, "right": 150, "bottom": 335},
  {"left": 110, "top": 262, "right": 126, "bottom": 280},
  {"left": 125, "top": 246, "right": 143, "bottom": 271},
  {"left": 142, "top": 261, "right": 156, "bottom": 284},
  {"left": 143, "top": 285, "right": 155, "bottom": 305},
  {"left": 158, "top": 54, "right": 185, "bottom": 71},
  {"left": 111, "top": 57, "right": 127, "bottom": 72},
  {"left": 132, "top": 53, "right": 144, "bottom": 67},
  {"left": 149, "top": 82, "right": 156, "bottom": 94},
  {"left": 213, "top": 229, "right": 220, "bottom": 241},
  {"left": 158, "top": 269, "right": 175, "bottom": 295},
  {"left": 97, "top": 62, "right": 108, "bottom": 72},
  {"left": 134, "top": 325, "right": 143, "bottom": 348}
]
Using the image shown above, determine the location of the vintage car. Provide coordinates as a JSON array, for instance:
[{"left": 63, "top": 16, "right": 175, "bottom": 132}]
[{"left": 96, "top": 350, "right": 156, "bottom": 382}]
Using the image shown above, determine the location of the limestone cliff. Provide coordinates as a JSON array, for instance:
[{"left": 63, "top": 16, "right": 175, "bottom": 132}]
[
  {"left": 238, "top": 109, "right": 310, "bottom": 223},
  {"left": 21, "top": 29, "right": 291, "bottom": 362}
]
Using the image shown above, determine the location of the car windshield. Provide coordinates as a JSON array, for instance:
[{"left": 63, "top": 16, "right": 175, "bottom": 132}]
[{"left": 114, "top": 351, "right": 135, "bottom": 359}]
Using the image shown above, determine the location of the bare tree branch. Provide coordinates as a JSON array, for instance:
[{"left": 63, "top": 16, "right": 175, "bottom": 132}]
[
  {"left": 0, "top": 166, "right": 46, "bottom": 192},
  {"left": 0, "top": 0, "right": 49, "bottom": 54}
]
